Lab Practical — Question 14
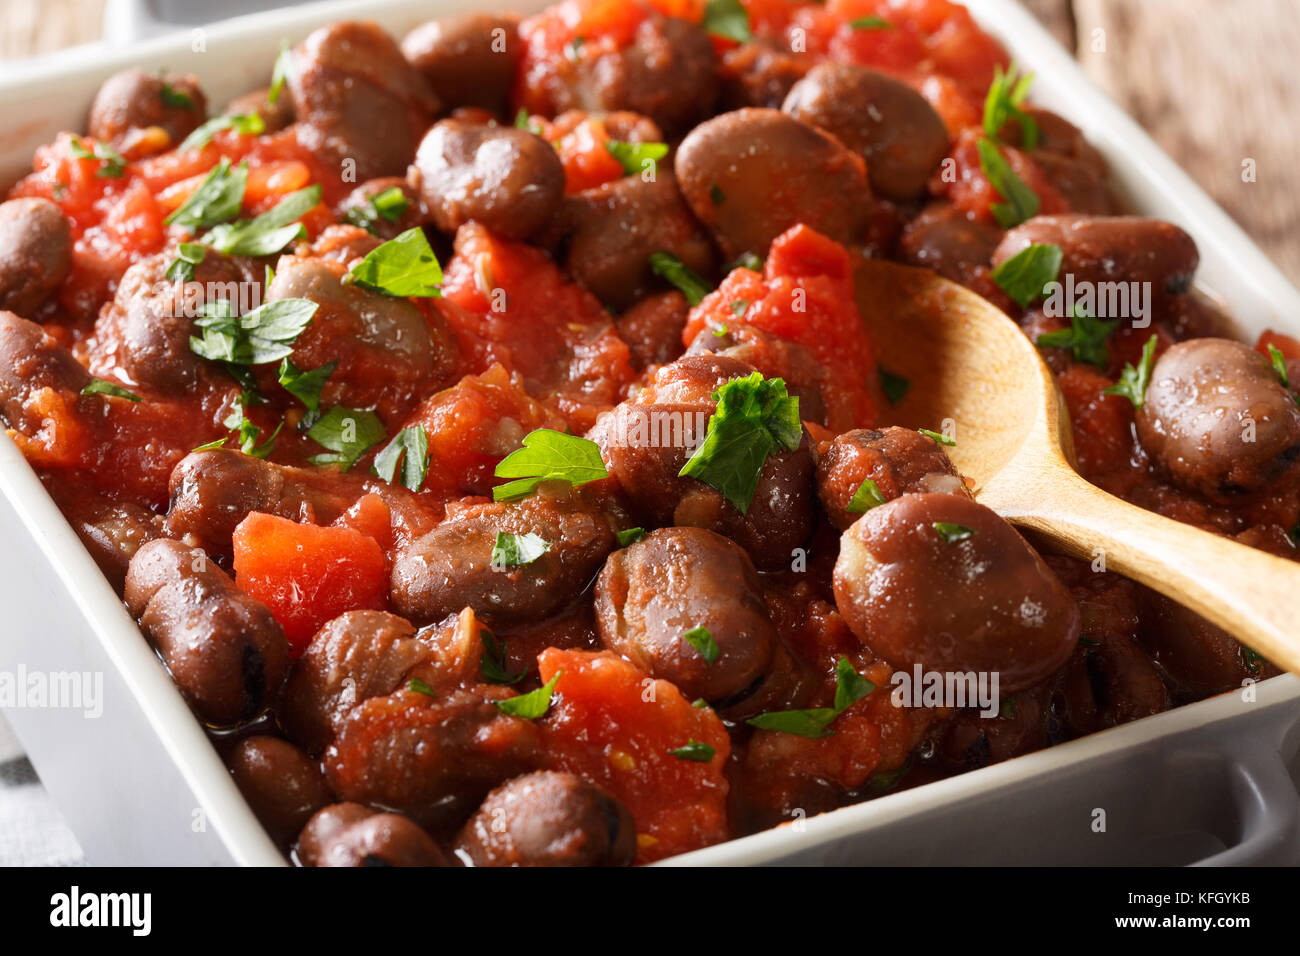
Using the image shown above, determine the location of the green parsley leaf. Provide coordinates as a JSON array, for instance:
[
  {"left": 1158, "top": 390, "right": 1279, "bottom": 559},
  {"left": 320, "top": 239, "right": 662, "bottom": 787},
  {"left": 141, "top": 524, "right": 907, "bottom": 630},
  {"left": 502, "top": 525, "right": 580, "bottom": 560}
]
[
  {"left": 564, "top": 36, "right": 585, "bottom": 62},
  {"left": 729, "top": 251, "right": 764, "bottom": 273},
  {"left": 277, "top": 357, "right": 335, "bottom": 417},
  {"left": 81, "top": 379, "right": 141, "bottom": 402},
  {"left": 492, "top": 428, "right": 609, "bottom": 501},
  {"left": 710, "top": 183, "right": 726, "bottom": 205},
  {"left": 668, "top": 739, "right": 717, "bottom": 763},
  {"left": 983, "top": 63, "right": 1038, "bottom": 149},
  {"left": 1268, "top": 344, "right": 1290, "bottom": 388},
  {"left": 491, "top": 532, "right": 552, "bottom": 568},
  {"left": 649, "top": 250, "right": 712, "bottom": 306},
  {"left": 221, "top": 396, "right": 282, "bottom": 459},
  {"left": 189, "top": 297, "right": 317, "bottom": 365},
  {"left": 480, "top": 629, "right": 526, "bottom": 685},
  {"left": 514, "top": 107, "right": 542, "bottom": 134},
  {"left": 306, "top": 406, "right": 386, "bottom": 469},
  {"left": 990, "top": 242, "right": 1062, "bottom": 307},
  {"left": 605, "top": 140, "right": 669, "bottom": 176},
  {"left": 616, "top": 527, "right": 646, "bottom": 547},
  {"left": 1036, "top": 305, "right": 1119, "bottom": 368},
  {"left": 976, "top": 137, "right": 1039, "bottom": 228},
  {"left": 164, "top": 242, "right": 207, "bottom": 283},
  {"left": 713, "top": 324, "right": 728, "bottom": 337},
  {"left": 919, "top": 427, "right": 955, "bottom": 446},
  {"left": 933, "top": 521, "right": 977, "bottom": 543},
  {"left": 408, "top": 676, "right": 438, "bottom": 698},
  {"left": 343, "top": 185, "right": 410, "bottom": 234},
  {"left": 178, "top": 112, "right": 266, "bottom": 152},
  {"left": 1103, "top": 334, "right": 1158, "bottom": 409},
  {"left": 880, "top": 367, "right": 910, "bottom": 405},
  {"left": 679, "top": 372, "right": 802, "bottom": 514},
  {"left": 729, "top": 299, "right": 750, "bottom": 317},
  {"left": 849, "top": 15, "right": 892, "bottom": 29},
  {"left": 495, "top": 671, "right": 561, "bottom": 719},
  {"left": 372, "top": 424, "right": 430, "bottom": 491},
  {"left": 1243, "top": 646, "right": 1268, "bottom": 675},
  {"left": 846, "top": 477, "right": 886, "bottom": 514},
  {"left": 348, "top": 227, "right": 443, "bottom": 297},
  {"left": 203, "top": 183, "right": 320, "bottom": 257},
  {"left": 683, "top": 626, "right": 719, "bottom": 665},
  {"left": 165, "top": 158, "right": 247, "bottom": 229},
  {"left": 69, "top": 136, "right": 126, "bottom": 178},
  {"left": 268, "top": 40, "right": 292, "bottom": 105},
  {"left": 702, "top": 0, "right": 752, "bottom": 43},
  {"left": 192, "top": 437, "right": 229, "bottom": 452},
  {"left": 159, "top": 82, "right": 194, "bottom": 109},
  {"left": 692, "top": 698, "right": 709, "bottom": 709},
  {"left": 744, "top": 657, "right": 876, "bottom": 739}
]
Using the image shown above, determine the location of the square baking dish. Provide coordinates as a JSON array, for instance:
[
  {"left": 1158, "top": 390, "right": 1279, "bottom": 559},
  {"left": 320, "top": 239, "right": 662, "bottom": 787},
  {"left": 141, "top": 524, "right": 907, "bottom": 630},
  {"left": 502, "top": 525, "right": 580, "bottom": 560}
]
[{"left": 0, "top": 0, "right": 1298, "bottom": 867}]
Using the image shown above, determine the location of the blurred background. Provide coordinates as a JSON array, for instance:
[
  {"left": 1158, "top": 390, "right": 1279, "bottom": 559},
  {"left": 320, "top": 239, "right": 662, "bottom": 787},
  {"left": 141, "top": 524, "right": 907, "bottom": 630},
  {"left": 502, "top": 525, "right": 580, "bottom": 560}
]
[
  {"left": 2, "top": 0, "right": 1296, "bottom": 285},
  {"left": 0, "top": 0, "right": 1295, "bottom": 866}
]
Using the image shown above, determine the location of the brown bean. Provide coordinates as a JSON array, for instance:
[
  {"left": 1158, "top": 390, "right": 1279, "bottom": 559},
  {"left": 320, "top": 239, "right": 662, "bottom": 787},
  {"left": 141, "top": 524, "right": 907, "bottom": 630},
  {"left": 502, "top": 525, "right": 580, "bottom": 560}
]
[
  {"left": 412, "top": 120, "right": 565, "bottom": 240},
  {"left": 615, "top": 290, "right": 689, "bottom": 370},
  {"left": 125, "top": 539, "right": 290, "bottom": 726},
  {"left": 297, "top": 803, "right": 447, "bottom": 867},
  {"left": 223, "top": 87, "right": 294, "bottom": 133},
  {"left": 675, "top": 108, "right": 872, "bottom": 259},
  {"left": 0, "top": 199, "right": 72, "bottom": 316},
  {"left": 87, "top": 68, "right": 207, "bottom": 149},
  {"left": 899, "top": 202, "right": 1002, "bottom": 282},
  {"left": 454, "top": 771, "right": 635, "bottom": 867},
  {"left": 783, "top": 63, "right": 949, "bottom": 201},
  {"left": 401, "top": 13, "right": 520, "bottom": 115},
  {"left": 1136, "top": 338, "right": 1300, "bottom": 498},
  {"left": 228, "top": 736, "right": 331, "bottom": 841},
  {"left": 833, "top": 493, "right": 1079, "bottom": 693},
  {"left": 0, "top": 311, "right": 90, "bottom": 429}
]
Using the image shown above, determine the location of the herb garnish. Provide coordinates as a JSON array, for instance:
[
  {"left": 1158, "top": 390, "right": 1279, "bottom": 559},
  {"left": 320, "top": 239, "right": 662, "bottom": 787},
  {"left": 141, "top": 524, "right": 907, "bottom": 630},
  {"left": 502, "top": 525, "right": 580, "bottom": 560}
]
[
  {"left": 605, "top": 140, "right": 669, "bottom": 176},
  {"left": 480, "top": 629, "right": 526, "bottom": 685},
  {"left": 277, "top": 357, "right": 335, "bottom": 422},
  {"left": 976, "top": 137, "right": 1039, "bottom": 228},
  {"left": 746, "top": 657, "right": 875, "bottom": 738},
  {"left": 990, "top": 242, "right": 1062, "bottom": 307},
  {"left": 343, "top": 185, "right": 410, "bottom": 234},
  {"left": 1036, "top": 305, "right": 1118, "bottom": 368},
  {"left": 668, "top": 739, "right": 717, "bottom": 763},
  {"left": 495, "top": 671, "right": 562, "bottom": 719},
  {"left": 683, "top": 626, "right": 720, "bottom": 665},
  {"left": 306, "top": 406, "right": 386, "bottom": 469},
  {"left": 491, "top": 532, "right": 551, "bottom": 568},
  {"left": 846, "top": 477, "right": 887, "bottom": 514},
  {"left": 348, "top": 227, "right": 443, "bottom": 297},
  {"left": 983, "top": 63, "right": 1038, "bottom": 149},
  {"left": 679, "top": 372, "right": 802, "bottom": 514},
  {"left": 372, "top": 424, "right": 430, "bottom": 491},
  {"left": 268, "top": 41, "right": 292, "bottom": 105},
  {"left": 408, "top": 677, "right": 438, "bottom": 698},
  {"left": 165, "top": 158, "right": 246, "bottom": 229},
  {"left": 81, "top": 379, "right": 141, "bottom": 402},
  {"left": 189, "top": 297, "right": 317, "bottom": 365},
  {"left": 178, "top": 113, "right": 266, "bottom": 152},
  {"left": 702, "top": 0, "right": 752, "bottom": 43},
  {"left": 492, "top": 429, "right": 609, "bottom": 501},
  {"left": 649, "top": 251, "right": 712, "bottom": 306},
  {"left": 879, "top": 367, "right": 910, "bottom": 405},
  {"left": 919, "top": 427, "right": 955, "bottom": 446},
  {"left": 1103, "top": 334, "right": 1158, "bottom": 409},
  {"left": 164, "top": 242, "right": 207, "bottom": 283},
  {"left": 202, "top": 184, "right": 320, "bottom": 257},
  {"left": 933, "top": 522, "right": 977, "bottom": 543},
  {"left": 69, "top": 136, "right": 126, "bottom": 178},
  {"left": 616, "top": 527, "right": 646, "bottom": 546},
  {"left": 849, "top": 15, "right": 892, "bottom": 29}
]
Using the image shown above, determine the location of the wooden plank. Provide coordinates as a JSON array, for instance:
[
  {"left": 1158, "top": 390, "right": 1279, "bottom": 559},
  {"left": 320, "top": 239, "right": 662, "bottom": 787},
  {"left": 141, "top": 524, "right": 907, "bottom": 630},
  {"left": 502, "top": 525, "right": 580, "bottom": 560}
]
[
  {"left": 0, "top": 0, "right": 106, "bottom": 60},
  {"left": 1017, "top": 0, "right": 1077, "bottom": 51},
  {"left": 1065, "top": 0, "right": 1300, "bottom": 285}
]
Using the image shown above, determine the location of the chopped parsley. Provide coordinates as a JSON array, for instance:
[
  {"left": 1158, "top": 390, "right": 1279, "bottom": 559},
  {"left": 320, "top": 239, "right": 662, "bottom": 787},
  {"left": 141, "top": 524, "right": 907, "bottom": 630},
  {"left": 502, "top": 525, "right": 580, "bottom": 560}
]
[
  {"left": 178, "top": 112, "right": 265, "bottom": 152},
  {"left": 189, "top": 297, "right": 317, "bottom": 365},
  {"left": 348, "top": 227, "right": 443, "bottom": 298},
  {"left": 277, "top": 357, "right": 335, "bottom": 421},
  {"left": 649, "top": 251, "right": 712, "bottom": 306},
  {"left": 729, "top": 251, "right": 764, "bottom": 273},
  {"left": 203, "top": 184, "right": 320, "bottom": 257},
  {"left": 933, "top": 522, "right": 977, "bottom": 543},
  {"left": 605, "top": 140, "right": 669, "bottom": 176},
  {"left": 306, "top": 406, "right": 386, "bottom": 469},
  {"left": 408, "top": 676, "right": 438, "bottom": 698},
  {"left": 702, "top": 0, "right": 752, "bottom": 43},
  {"left": 879, "top": 367, "right": 910, "bottom": 405},
  {"left": 668, "top": 739, "right": 717, "bottom": 763},
  {"left": 849, "top": 15, "right": 892, "bottom": 29},
  {"left": 495, "top": 671, "right": 562, "bottom": 719},
  {"left": 683, "top": 626, "right": 719, "bottom": 665},
  {"left": 919, "top": 427, "right": 955, "bottom": 446},
  {"left": 221, "top": 396, "right": 281, "bottom": 459},
  {"left": 514, "top": 107, "right": 542, "bottom": 134},
  {"left": 491, "top": 532, "right": 551, "bottom": 568},
  {"left": 991, "top": 242, "right": 1062, "bottom": 307},
  {"left": 159, "top": 82, "right": 194, "bottom": 109},
  {"left": 729, "top": 299, "right": 750, "bottom": 317},
  {"left": 1266, "top": 344, "right": 1299, "bottom": 405},
  {"left": 343, "top": 185, "right": 410, "bottom": 235},
  {"left": 164, "top": 242, "right": 207, "bottom": 283},
  {"left": 372, "top": 424, "right": 430, "bottom": 491},
  {"left": 1036, "top": 305, "right": 1118, "bottom": 368},
  {"left": 983, "top": 63, "right": 1038, "bottom": 149},
  {"left": 81, "top": 379, "right": 140, "bottom": 402},
  {"left": 480, "top": 629, "right": 526, "bottom": 685},
  {"left": 1103, "top": 334, "right": 1159, "bottom": 409},
  {"left": 746, "top": 657, "right": 875, "bottom": 738},
  {"left": 69, "top": 136, "right": 125, "bottom": 178},
  {"left": 710, "top": 183, "right": 726, "bottom": 205},
  {"left": 976, "top": 137, "right": 1039, "bottom": 228},
  {"left": 678, "top": 372, "right": 802, "bottom": 514},
  {"left": 165, "top": 158, "right": 246, "bottom": 229},
  {"left": 492, "top": 428, "right": 609, "bottom": 501},
  {"left": 616, "top": 527, "right": 646, "bottom": 547},
  {"left": 564, "top": 36, "right": 585, "bottom": 62},
  {"left": 846, "top": 477, "right": 886, "bottom": 514},
  {"left": 268, "top": 40, "right": 292, "bottom": 105}
]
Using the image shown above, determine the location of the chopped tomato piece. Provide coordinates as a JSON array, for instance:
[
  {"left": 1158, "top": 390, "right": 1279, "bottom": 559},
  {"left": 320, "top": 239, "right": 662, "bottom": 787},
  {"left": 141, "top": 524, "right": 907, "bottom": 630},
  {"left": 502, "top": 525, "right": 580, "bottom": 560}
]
[
  {"left": 943, "top": 128, "right": 1069, "bottom": 223},
  {"left": 549, "top": 114, "right": 629, "bottom": 194},
  {"left": 683, "top": 224, "right": 879, "bottom": 430},
  {"left": 1258, "top": 329, "right": 1300, "bottom": 362},
  {"left": 537, "top": 648, "right": 731, "bottom": 863},
  {"left": 333, "top": 493, "right": 394, "bottom": 552},
  {"left": 232, "top": 512, "right": 387, "bottom": 657},
  {"left": 1056, "top": 363, "right": 1135, "bottom": 481}
]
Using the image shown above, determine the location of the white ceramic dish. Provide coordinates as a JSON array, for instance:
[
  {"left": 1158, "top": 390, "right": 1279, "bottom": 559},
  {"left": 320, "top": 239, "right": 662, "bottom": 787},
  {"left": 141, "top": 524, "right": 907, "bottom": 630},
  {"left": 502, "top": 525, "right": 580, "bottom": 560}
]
[{"left": 0, "top": 0, "right": 1297, "bottom": 866}]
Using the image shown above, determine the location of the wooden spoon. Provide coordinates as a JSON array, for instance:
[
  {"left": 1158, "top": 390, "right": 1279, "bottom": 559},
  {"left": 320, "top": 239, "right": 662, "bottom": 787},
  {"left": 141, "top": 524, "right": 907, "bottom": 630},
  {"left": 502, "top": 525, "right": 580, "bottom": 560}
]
[{"left": 854, "top": 258, "right": 1300, "bottom": 677}]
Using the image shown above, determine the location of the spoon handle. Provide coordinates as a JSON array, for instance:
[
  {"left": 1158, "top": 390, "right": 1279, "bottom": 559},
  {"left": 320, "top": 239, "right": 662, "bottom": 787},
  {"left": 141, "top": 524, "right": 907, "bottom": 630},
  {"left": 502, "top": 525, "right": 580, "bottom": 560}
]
[{"left": 988, "top": 466, "right": 1300, "bottom": 677}]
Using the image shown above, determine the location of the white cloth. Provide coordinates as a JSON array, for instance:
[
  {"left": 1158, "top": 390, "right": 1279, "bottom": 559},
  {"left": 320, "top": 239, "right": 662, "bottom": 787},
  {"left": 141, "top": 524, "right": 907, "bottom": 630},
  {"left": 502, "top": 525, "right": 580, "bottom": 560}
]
[{"left": 0, "top": 712, "right": 85, "bottom": 866}]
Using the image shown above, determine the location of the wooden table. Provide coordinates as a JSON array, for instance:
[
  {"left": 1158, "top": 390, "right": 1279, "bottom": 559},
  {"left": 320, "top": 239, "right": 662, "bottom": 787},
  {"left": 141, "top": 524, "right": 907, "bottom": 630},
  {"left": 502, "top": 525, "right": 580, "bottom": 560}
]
[{"left": 3, "top": 0, "right": 1297, "bottom": 284}]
